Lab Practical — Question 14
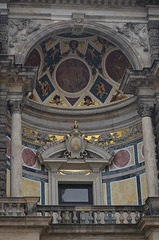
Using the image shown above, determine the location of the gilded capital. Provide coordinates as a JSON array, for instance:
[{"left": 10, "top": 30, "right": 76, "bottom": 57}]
[
  {"left": 8, "top": 100, "right": 24, "bottom": 114},
  {"left": 137, "top": 103, "right": 154, "bottom": 118}
]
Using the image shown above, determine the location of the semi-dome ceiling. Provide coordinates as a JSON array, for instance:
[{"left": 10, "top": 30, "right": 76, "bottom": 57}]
[{"left": 24, "top": 33, "right": 132, "bottom": 109}]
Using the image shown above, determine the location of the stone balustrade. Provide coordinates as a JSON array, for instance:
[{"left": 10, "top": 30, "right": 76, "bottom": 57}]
[
  {"left": 1, "top": 197, "right": 158, "bottom": 225},
  {"left": 0, "top": 197, "right": 39, "bottom": 216},
  {"left": 37, "top": 205, "right": 145, "bottom": 224}
]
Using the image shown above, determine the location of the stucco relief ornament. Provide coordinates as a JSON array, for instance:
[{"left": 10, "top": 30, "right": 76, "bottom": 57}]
[
  {"left": 117, "top": 23, "right": 148, "bottom": 51},
  {"left": 72, "top": 13, "right": 85, "bottom": 36},
  {"left": 65, "top": 121, "right": 87, "bottom": 159},
  {"left": 9, "top": 19, "right": 40, "bottom": 48}
]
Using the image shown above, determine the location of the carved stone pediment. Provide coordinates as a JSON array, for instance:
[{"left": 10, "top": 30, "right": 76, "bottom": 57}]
[{"left": 36, "top": 122, "right": 114, "bottom": 171}]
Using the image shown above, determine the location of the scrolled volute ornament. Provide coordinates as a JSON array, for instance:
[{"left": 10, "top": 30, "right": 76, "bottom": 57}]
[
  {"left": 137, "top": 103, "right": 154, "bottom": 118},
  {"left": 8, "top": 100, "right": 24, "bottom": 114}
]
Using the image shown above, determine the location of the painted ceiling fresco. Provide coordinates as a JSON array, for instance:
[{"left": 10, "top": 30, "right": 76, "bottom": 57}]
[{"left": 24, "top": 33, "right": 132, "bottom": 108}]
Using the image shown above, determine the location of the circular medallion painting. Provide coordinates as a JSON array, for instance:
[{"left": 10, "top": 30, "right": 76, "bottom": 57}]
[
  {"left": 56, "top": 58, "right": 90, "bottom": 93},
  {"left": 105, "top": 50, "right": 132, "bottom": 83}
]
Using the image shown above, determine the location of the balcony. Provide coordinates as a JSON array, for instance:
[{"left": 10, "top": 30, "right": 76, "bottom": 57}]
[
  {"left": 0, "top": 197, "right": 159, "bottom": 240},
  {"left": 0, "top": 197, "right": 145, "bottom": 224}
]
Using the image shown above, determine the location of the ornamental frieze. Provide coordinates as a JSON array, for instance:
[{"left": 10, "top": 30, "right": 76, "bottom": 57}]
[{"left": 22, "top": 122, "right": 142, "bottom": 147}]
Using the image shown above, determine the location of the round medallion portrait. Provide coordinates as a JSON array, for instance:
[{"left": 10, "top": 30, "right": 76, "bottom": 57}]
[
  {"left": 56, "top": 58, "right": 90, "bottom": 93},
  {"left": 105, "top": 50, "right": 132, "bottom": 83}
]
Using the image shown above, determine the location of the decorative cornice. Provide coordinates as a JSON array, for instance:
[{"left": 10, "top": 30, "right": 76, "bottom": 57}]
[
  {"left": 137, "top": 103, "right": 154, "bottom": 118},
  {"left": 24, "top": 96, "right": 137, "bottom": 116},
  {"left": 0, "top": 55, "right": 38, "bottom": 93},
  {"left": 120, "top": 60, "right": 159, "bottom": 95},
  {"left": 8, "top": 100, "right": 24, "bottom": 114},
  {"left": 9, "top": 0, "right": 159, "bottom": 7}
]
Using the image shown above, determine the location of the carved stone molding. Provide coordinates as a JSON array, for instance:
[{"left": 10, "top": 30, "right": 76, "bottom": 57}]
[
  {"left": 148, "top": 20, "right": 159, "bottom": 62},
  {"left": 9, "top": 0, "right": 159, "bottom": 7},
  {"left": 137, "top": 103, "right": 154, "bottom": 118},
  {"left": 0, "top": 9, "right": 8, "bottom": 54},
  {"left": 120, "top": 61, "right": 159, "bottom": 94},
  {"left": 8, "top": 100, "right": 24, "bottom": 114},
  {"left": 0, "top": 55, "right": 38, "bottom": 93}
]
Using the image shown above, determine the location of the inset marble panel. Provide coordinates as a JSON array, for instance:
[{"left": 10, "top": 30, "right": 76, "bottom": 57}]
[
  {"left": 140, "top": 174, "right": 147, "bottom": 204},
  {"left": 22, "top": 178, "right": 40, "bottom": 197},
  {"left": 111, "top": 177, "right": 137, "bottom": 205}
]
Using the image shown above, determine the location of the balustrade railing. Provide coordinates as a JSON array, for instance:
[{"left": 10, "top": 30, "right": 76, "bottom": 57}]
[
  {"left": 0, "top": 197, "right": 39, "bottom": 216},
  {"left": 0, "top": 197, "right": 147, "bottom": 224},
  {"left": 37, "top": 205, "right": 145, "bottom": 224}
]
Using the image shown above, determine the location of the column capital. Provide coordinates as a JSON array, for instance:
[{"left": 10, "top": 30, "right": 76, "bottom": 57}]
[
  {"left": 8, "top": 100, "right": 24, "bottom": 114},
  {"left": 137, "top": 103, "right": 154, "bottom": 118}
]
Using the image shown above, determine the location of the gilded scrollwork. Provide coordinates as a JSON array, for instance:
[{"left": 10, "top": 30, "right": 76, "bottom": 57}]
[{"left": 22, "top": 123, "right": 142, "bottom": 149}]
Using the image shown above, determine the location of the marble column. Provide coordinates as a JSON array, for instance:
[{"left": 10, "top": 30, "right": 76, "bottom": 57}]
[
  {"left": 8, "top": 100, "right": 23, "bottom": 197},
  {"left": 138, "top": 103, "right": 159, "bottom": 197}
]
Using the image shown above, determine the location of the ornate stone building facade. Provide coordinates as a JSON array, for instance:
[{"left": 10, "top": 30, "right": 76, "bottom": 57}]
[{"left": 0, "top": 0, "right": 159, "bottom": 240}]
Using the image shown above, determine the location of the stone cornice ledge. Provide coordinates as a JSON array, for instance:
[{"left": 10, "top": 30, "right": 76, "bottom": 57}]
[
  {"left": 138, "top": 217, "right": 159, "bottom": 233},
  {"left": 8, "top": 0, "right": 159, "bottom": 8},
  {"left": 0, "top": 216, "right": 52, "bottom": 227},
  {"left": 24, "top": 96, "right": 136, "bottom": 116}
]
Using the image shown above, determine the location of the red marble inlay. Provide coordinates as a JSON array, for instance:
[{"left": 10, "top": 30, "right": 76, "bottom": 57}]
[
  {"left": 113, "top": 149, "right": 130, "bottom": 168},
  {"left": 22, "top": 148, "right": 36, "bottom": 167},
  {"left": 6, "top": 137, "right": 11, "bottom": 157}
]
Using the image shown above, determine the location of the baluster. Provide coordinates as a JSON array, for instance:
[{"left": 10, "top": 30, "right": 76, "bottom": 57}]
[
  {"left": 0, "top": 203, "right": 6, "bottom": 216},
  {"left": 8, "top": 203, "right": 13, "bottom": 216},
  {"left": 135, "top": 211, "right": 139, "bottom": 223},
  {"left": 80, "top": 211, "right": 85, "bottom": 224},
  {"left": 127, "top": 211, "right": 132, "bottom": 224},
  {"left": 104, "top": 211, "right": 109, "bottom": 224},
  {"left": 88, "top": 211, "right": 93, "bottom": 224},
  {"left": 16, "top": 203, "right": 21, "bottom": 216},
  {"left": 50, "top": 211, "right": 55, "bottom": 224},
  {"left": 73, "top": 210, "right": 78, "bottom": 223},
  {"left": 49, "top": 210, "right": 53, "bottom": 217},
  {"left": 65, "top": 210, "right": 70, "bottom": 223},
  {"left": 96, "top": 211, "right": 101, "bottom": 224},
  {"left": 119, "top": 211, "right": 124, "bottom": 224},
  {"left": 112, "top": 210, "right": 117, "bottom": 224},
  {"left": 57, "top": 211, "right": 62, "bottom": 223},
  {"left": 41, "top": 210, "right": 45, "bottom": 216}
]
